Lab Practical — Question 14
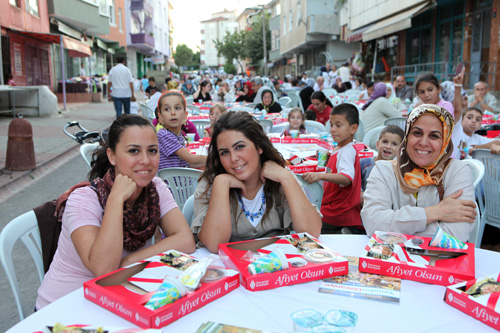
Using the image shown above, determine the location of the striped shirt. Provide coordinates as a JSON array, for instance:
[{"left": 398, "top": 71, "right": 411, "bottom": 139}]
[{"left": 158, "top": 128, "right": 189, "bottom": 169}]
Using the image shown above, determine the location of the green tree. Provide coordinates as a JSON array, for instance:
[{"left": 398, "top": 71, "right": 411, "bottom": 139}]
[
  {"left": 173, "top": 44, "right": 194, "bottom": 71},
  {"left": 244, "top": 12, "right": 271, "bottom": 70},
  {"left": 190, "top": 50, "right": 200, "bottom": 70},
  {"left": 214, "top": 30, "right": 247, "bottom": 73}
]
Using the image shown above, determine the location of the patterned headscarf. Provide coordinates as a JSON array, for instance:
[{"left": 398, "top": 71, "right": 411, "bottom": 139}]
[
  {"left": 392, "top": 104, "right": 454, "bottom": 198},
  {"left": 440, "top": 81, "right": 467, "bottom": 103}
]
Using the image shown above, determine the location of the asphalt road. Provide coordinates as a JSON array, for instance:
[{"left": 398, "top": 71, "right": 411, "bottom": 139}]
[{"left": 0, "top": 152, "right": 89, "bottom": 332}]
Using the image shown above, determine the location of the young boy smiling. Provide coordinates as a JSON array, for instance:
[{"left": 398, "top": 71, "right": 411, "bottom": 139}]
[{"left": 303, "top": 103, "right": 362, "bottom": 234}]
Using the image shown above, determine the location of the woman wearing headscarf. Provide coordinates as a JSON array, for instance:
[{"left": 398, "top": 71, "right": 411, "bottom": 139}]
[
  {"left": 300, "top": 86, "right": 314, "bottom": 111},
  {"left": 360, "top": 82, "right": 401, "bottom": 137},
  {"left": 361, "top": 104, "right": 476, "bottom": 242},
  {"left": 235, "top": 81, "right": 255, "bottom": 103},
  {"left": 255, "top": 89, "right": 282, "bottom": 114}
]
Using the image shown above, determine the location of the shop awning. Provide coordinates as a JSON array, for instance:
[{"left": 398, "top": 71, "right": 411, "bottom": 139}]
[
  {"left": 345, "top": 24, "right": 374, "bottom": 43},
  {"left": 12, "top": 30, "right": 92, "bottom": 57},
  {"left": 362, "top": 2, "right": 429, "bottom": 42}
]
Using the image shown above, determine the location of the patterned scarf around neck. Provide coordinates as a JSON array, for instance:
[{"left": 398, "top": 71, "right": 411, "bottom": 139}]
[
  {"left": 392, "top": 104, "right": 454, "bottom": 199},
  {"left": 90, "top": 168, "right": 161, "bottom": 252}
]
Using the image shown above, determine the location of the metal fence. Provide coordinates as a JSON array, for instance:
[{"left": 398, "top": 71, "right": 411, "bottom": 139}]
[{"left": 391, "top": 61, "right": 497, "bottom": 90}]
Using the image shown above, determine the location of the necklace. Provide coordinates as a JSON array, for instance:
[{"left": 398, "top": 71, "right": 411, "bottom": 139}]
[{"left": 238, "top": 192, "right": 266, "bottom": 223}]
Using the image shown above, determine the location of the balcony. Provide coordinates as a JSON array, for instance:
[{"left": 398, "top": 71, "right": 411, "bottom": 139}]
[
  {"left": 307, "top": 15, "right": 340, "bottom": 35},
  {"left": 130, "top": 33, "right": 155, "bottom": 53},
  {"left": 131, "top": 0, "right": 153, "bottom": 15}
]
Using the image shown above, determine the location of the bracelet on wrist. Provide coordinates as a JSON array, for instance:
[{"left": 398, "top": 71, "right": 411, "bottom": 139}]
[{"left": 454, "top": 84, "right": 462, "bottom": 87}]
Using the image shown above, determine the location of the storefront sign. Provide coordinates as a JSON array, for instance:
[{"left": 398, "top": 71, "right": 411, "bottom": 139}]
[{"left": 14, "top": 43, "right": 22, "bottom": 76}]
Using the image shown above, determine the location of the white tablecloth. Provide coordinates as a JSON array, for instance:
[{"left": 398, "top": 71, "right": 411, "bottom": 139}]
[{"left": 8, "top": 235, "right": 498, "bottom": 333}]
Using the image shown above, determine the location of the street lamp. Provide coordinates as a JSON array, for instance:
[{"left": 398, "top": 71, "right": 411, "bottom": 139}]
[{"left": 247, "top": 5, "right": 268, "bottom": 76}]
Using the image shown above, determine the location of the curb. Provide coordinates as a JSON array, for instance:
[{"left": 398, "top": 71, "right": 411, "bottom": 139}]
[{"left": 0, "top": 144, "right": 80, "bottom": 205}]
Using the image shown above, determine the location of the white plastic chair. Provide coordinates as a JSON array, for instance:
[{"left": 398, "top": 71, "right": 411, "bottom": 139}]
[
  {"left": 384, "top": 117, "right": 407, "bottom": 130},
  {"left": 229, "top": 106, "right": 255, "bottom": 113},
  {"left": 286, "top": 90, "right": 304, "bottom": 110},
  {"left": 0, "top": 210, "right": 44, "bottom": 320},
  {"left": 461, "top": 158, "right": 485, "bottom": 247},
  {"left": 354, "top": 119, "right": 365, "bottom": 142},
  {"left": 295, "top": 174, "right": 324, "bottom": 210},
  {"left": 279, "top": 96, "right": 292, "bottom": 108},
  {"left": 258, "top": 119, "right": 274, "bottom": 134},
  {"left": 190, "top": 120, "right": 210, "bottom": 139},
  {"left": 80, "top": 143, "right": 100, "bottom": 170},
  {"left": 185, "top": 96, "right": 194, "bottom": 104},
  {"left": 246, "top": 102, "right": 259, "bottom": 109},
  {"left": 186, "top": 104, "right": 202, "bottom": 115},
  {"left": 470, "top": 150, "right": 500, "bottom": 247},
  {"left": 139, "top": 102, "right": 155, "bottom": 122},
  {"left": 362, "top": 126, "right": 385, "bottom": 150},
  {"left": 322, "top": 88, "right": 337, "bottom": 100},
  {"left": 157, "top": 167, "right": 202, "bottom": 211},
  {"left": 182, "top": 195, "right": 195, "bottom": 226},
  {"left": 304, "top": 120, "right": 326, "bottom": 134}
]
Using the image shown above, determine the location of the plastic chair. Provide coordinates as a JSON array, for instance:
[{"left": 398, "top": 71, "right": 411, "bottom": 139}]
[
  {"left": 322, "top": 88, "right": 337, "bottom": 100},
  {"left": 286, "top": 90, "right": 304, "bottom": 110},
  {"left": 0, "top": 210, "right": 44, "bottom": 320},
  {"left": 354, "top": 119, "right": 365, "bottom": 142},
  {"left": 186, "top": 104, "right": 202, "bottom": 115},
  {"left": 279, "top": 96, "right": 292, "bottom": 108},
  {"left": 329, "top": 95, "right": 342, "bottom": 107},
  {"left": 228, "top": 106, "right": 255, "bottom": 113},
  {"left": 470, "top": 149, "right": 500, "bottom": 247},
  {"left": 80, "top": 143, "right": 100, "bottom": 170},
  {"left": 384, "top": 117, "right": 407, "bottom": 130},
  {"left": 139, "top": 102, "right": 155, "bottom": 122},
  {"left": 157, "top": 167, "right": 202, "bottom": 211},
  {"left": 295, "top": 174, "right": 324, "bottom": 210},
  {"left": 246, "top": 102, "right": 259, "bottom": 109},
  {"left": 362, "top": 126, "right": 385, "bottom": 150},
  {"left": 461, "top": 158, "right": 485, "bottom": 246},
  {"left": 182, "top": 195, "right": 195, "bottom": 226},
  {"left": 190, "top": 120, "right": 210, "bottom": 139},
  {"left": 304, "top": 120, "right": 326, "bottom": 134},
  {"left": 258, "top": 119, "right": 274, "bottom": 134},
  {"left": 185, "top": 96, "right": 194, "bottom": 104}
]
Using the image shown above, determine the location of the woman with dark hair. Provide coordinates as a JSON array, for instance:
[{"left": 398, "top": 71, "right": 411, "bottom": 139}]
[
  {"left": 235, "top": 81, "right": 255, "bottom": 103},
  {"left": 361, "top": 105, "right": 476, "bottom": 242},
  {"left": 36, "top": 115, "right": 195, "bottom": 309},
  {"left": 191, "top": 112, "right": 321, "bottom": 253},
  {"left": 307, "top": 91, "right": 334, "bottom": 125},
  {"left": 300, "top": 86, "right": 314, "bottom": 110},
  {"left": 193, "top": 80, "right": 212, "bottom": 102}
]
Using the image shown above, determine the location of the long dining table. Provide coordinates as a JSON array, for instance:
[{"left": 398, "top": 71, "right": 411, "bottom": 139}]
[{"left": 8, "top": 235, "right": 498, "bottom": 332}]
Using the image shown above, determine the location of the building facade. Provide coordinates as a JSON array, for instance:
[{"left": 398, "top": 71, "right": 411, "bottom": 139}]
[{"left": 200, "top": 9, "right": 239, "bottom": 68}]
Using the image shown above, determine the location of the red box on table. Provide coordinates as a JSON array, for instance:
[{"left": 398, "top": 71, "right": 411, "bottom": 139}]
[
  {"left": 218, "top": 233, "right": 348, "bottom": 291},
  {"left": 358, "top": 231, "right": 475, "bottom": 286},
  {"left": 444, "top": 273, "right": 500, "bottom": 330},
  {"left": 83, "top": 251, "right": 240, "bottom": 329}
]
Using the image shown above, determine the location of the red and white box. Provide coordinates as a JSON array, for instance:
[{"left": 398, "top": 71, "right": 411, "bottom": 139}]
[
  {"left": 445, "top": 273, "right": 500, "bottom": 330},
  {"left": 83, "top": 251, "right": 240, "bottom": 329},
  {"left": 359, "top": 231, "right": 475, "bottom": 286},
  {"left": 218, "top": 233, "right": 348, "bottom": 291}
]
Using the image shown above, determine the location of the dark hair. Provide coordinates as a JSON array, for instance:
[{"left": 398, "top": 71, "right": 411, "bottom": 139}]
[
  {"left": 304, "top": 109, "right": 317, "bottom": 121},
  {"left": 379, "top": 125, "right": 404, "bottom": 141},
  {"left": 116, "top": 56, "right": 125, "bottom": 63},
  {"left": 291, "top": 78, "right": 300, "bottom": 86},
  {"left": 200, "top": 80, "right": 212, "bottom": 90},
  {"left": 310, "top": 91, "right": 333, "bottom": 108},
  {"left": 330, "top": 103, "right": 359, "bottom": 126},
  {"left": 463, "top": 106, "right": 483, "bottom": 116},
  {"left": 366, "top": 81, "right": 375, "bottom": 89},
  {"left": 148, "top": 77, "right": 155, "bottom": 82},
  {"left": 201, "top": 111, "right": 286, "bottom": 222},
  {"left": 415, "top": 72, "right": 440, "bottom": 93},
  {"left": 89, "top": 115, "right": 155, "bottom": 181}
]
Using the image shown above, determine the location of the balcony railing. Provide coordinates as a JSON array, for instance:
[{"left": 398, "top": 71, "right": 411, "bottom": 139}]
[
  {"left": 391, "top": 61, "right": 497, "bottom": 89},
  {"left": 130, "top": 33, "right": 154, "bottom": 48}
]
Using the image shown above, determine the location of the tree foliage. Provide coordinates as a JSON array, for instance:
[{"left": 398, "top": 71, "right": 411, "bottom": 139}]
[
  {"left": 214, "top": 30, "right": 247, "bottom": 73},
  {"left": 245, "top": 12, "right": 271, "bottom": 68},
  {"left": 173, "top": 44, "right": 194, "bottom": 70}
]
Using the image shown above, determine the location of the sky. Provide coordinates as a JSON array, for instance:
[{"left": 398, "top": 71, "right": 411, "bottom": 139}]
[{"left": 169, "top": 0, "right": 263, "bottom": 52}]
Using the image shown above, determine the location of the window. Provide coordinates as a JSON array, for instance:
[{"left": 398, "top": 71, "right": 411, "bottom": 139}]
[
  {"left": 118, "top": 8, "right": 123, "bottom": 32},
  {"left": 25, "top": 0, "right": 39, "bottom": 16},
  {"left": 99, "top": 0, "right": 109, "bottom": 16},
  {"left": 275, "top": 3, "right": 281, "bottom": 16},
  {"left": 109, "top": 0, "right": 115, "bottom": 25},
  {"left": 289, "top": 11, "right": 292, "bottom": 31},
  {"left": 283, "top": 15, "right": 287, "bottom": 33},
  {"left": 10, "top": 0, "right": 20, "bottom": 7}
]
